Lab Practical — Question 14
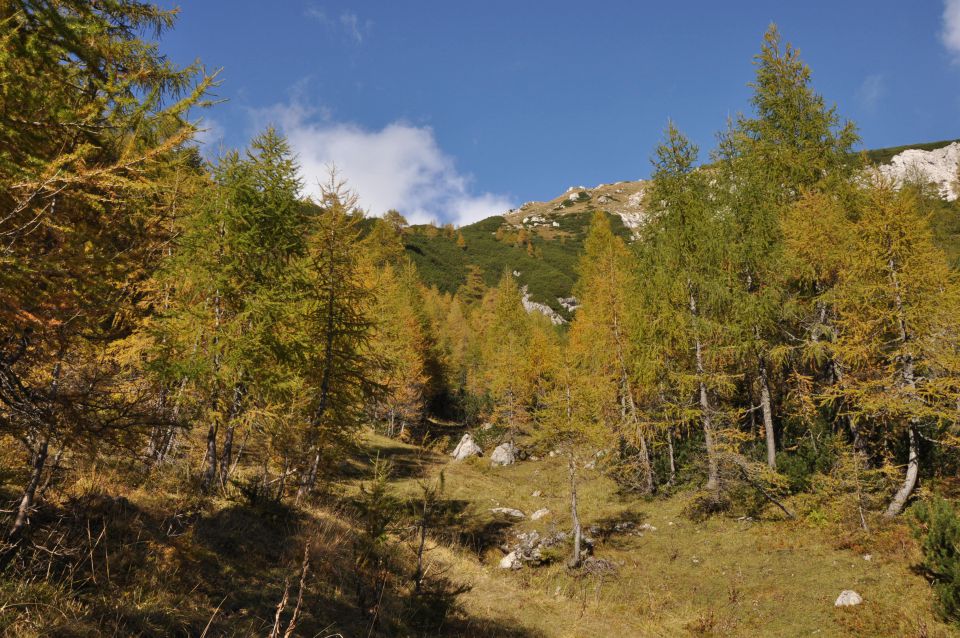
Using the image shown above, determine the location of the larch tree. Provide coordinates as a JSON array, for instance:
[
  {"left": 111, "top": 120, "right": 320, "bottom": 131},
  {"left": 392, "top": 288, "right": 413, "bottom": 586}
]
[
  {"left": 367, "top": 261, "right": 430, "bottom": 439},
  {"left": 716, "top": 24, "right": 859, "bottom": 469},
  {"left": 641, "top": 123, "right": 736, "bottom": 498},
  {"left": 472, "top": 272, "right": 534, "bottom": 438},
  {"left": 532, "top": 323, "right": 610, "bottom": 568},
  {"left": 826, "top": 182, "right": 960, "bottom": 517},
  {"left": 297, "top": 173, "right": 377, "bottom": 498},
  {"left": 570, "top": 212, "right": 654, "bottom": 493},
  {"left": 154, "top": 128, "right": 308, "bottom": 491},
  {"left": 0, "top": 0, "right": 213, "bottom": 547}
]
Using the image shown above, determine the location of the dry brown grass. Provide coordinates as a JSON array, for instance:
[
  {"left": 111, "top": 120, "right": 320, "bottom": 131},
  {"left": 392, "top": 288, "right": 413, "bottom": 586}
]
[{"left": 368, "top": 431, "right": 958, "bottom": 637}]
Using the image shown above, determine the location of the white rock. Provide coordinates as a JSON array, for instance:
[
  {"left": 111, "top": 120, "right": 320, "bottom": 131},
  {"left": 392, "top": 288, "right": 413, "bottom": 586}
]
[
  {"left": 834, "top": 590, "right": 862, "bottom": 607},
  {"left": 531, "top": 508, "right": 551, "bottom": 521},
  {"left": 490, "top": 442, "right": 517, "bottom": 466},
  {"left": 863, "top": 554, "right": 872, "bottom": 561},
  {"left": 519, "top": 285, "right": 566, "bottom": 325},
  {"left": 490, "top": 507, "right": 525, "bottom": 519},
  {"left": 451, "top": 433, "right": 482, "bottom": 461},
  {"left": 877, "top": 141, "right": 959, "bottom": 201},
  {"left": 531, "top": 490, "right": 542, "bottom": 498},
  {"left": 499, "top": 550, "right": 522, "bottom": 569},
  {"left": 638, "top": 523, "right": 657, "bottom": 532}
]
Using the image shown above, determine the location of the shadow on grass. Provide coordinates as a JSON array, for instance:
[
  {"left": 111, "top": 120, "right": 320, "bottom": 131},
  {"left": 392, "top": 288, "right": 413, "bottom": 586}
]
[{"left": 340, "top": 437, "right": 440, "bottom": 481}]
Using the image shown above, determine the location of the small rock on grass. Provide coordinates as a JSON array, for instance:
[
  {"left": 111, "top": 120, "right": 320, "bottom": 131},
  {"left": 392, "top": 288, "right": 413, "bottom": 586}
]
[
  {"left": 834, "top": 590, "right": 862, "bottom": 607},
  {"left": 499, "top": 551, "right": 522, "bottom": 569},
  {"left": 531, "top": 508, "right": 551, "bottom": 520}
]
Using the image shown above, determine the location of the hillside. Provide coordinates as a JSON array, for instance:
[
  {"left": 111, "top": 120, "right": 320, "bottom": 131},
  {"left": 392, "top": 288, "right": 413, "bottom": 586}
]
[
  {"left": 403, "top": 210, "right": 632, "bottom": 322},
  {"left": 404, "top": 140, "right": 960, "bottom": 317},
  {"left": 8, "top": 427, "right": 953, "bottom": 637}
]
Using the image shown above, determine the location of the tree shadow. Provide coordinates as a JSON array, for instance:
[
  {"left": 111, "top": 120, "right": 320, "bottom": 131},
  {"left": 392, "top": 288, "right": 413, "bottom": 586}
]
[
  {"left": 588, "top": 507, "right": 650, "bottom": 542},
  {"left": 339, "top": 438, "right": 439, "bottom": 481}
]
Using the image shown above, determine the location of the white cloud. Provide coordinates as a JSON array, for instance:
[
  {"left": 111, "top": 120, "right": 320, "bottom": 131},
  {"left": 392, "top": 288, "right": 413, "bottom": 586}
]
[
  {"left": 855, "top": 74, "right": 884, "bottom": 112},
  {"left": 943, "top": 0, "right": 960, "bottom": 61},
  {"left": 254, "top": 101, "right": 514, "bottom": 226},
  {"left": 339, "top": 13, "right": 364, "bottom": 44},
  {"left": 305, "top": 5, "right": 369, "bottom": 44}
]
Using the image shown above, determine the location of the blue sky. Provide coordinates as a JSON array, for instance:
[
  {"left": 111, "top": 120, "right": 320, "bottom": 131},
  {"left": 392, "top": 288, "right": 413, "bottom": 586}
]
[{"left": 159, "top": 1, "right": 960, "bottom": 225}]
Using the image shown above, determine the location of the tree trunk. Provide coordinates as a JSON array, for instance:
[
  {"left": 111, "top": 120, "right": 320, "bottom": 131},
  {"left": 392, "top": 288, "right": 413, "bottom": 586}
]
[
  {"left": 218, "top": 383, "right": 244, "bottom": 487},
  {"left": 699, "top": 373, "right": 719, "bottom": 496},
  {"left": 688, "top": 284, "right": 719, "bottom": 495},
  {"left": 758, "top": 359, "right": 777, "bottom": 470},
  {"left": 414, "top": 499, "right": 428, "bottom": 592},
  {"left": 613, "top": 308, "right": 656, "bottom": 494},
  {"left": 219, "top": 425, "right": 235, "bottom": 488},
  {"left": 568, "top": 455, "right": 582, "bottom": 568},
  {"left": 885, "top": 424, "right": 919, "bottom": 518},
  {"left": 201, "top": 423, "right": 217, "bottom": 489},
  {"left": 884, "top": 257, "right": 920, "bottom": 518},
  {"left": 638, "top": 433, "right": 655, "bottom": 494},
  {"left": 297, "top": 449, "right": 322, "bottom": 502},
  {"left": 667, "top": 427, "right": 676, "bottom": 485},
  {"left": 8, "top": 433, "right": 49, "bottom": 543}
]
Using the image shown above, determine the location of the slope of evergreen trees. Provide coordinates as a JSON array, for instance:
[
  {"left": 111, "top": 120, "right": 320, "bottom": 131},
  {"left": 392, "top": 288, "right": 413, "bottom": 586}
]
[{"left": 2, "top": 2, "right": 960, "bottom": 633}]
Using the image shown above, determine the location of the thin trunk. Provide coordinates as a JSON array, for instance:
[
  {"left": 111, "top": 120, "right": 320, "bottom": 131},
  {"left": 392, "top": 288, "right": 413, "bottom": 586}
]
[
  {"left": 218, "top": 384, "right": 243, "bottom": 487},
  {"left": 884, "top": 257, "right": 920, "bottom": 517},
  {"left": 414, "top": 500, "right": 428, "bottom": 592},
  {"left": 282, "top": 545, "right": 310, "bottom": 638},
  {"left": 201, "top": 423, "right": 217, "bottom": 489},
  {"left": 568, "top": 456, "right": 582, "bottom": 568},
  {"left": 884, "top": 424, "right": 919, "bottom": 518},
  {"left": 689, "top": 285, "right": 719, "bottom": 495},
  {"left": 612, "top": 298, "right": 655, "bottom": 493},
  {"left": 8, "top": 433, "right": 49, "bottom": 543},
  {"left": 38, "top": 442, "right": 64, "bottom": 498},
  {"left": 297, "top": 449, "right": 321, "bottom": 502},
  {"left": 277, "top": 457, "right": 290, "bottom": 503},
  {"left": 758, "top": 359, "right": 777, "bottom": 470},
  {"left": 637, "top": 433, "right": 655, "bottom": 494},
  {"left": 219, "top": 425, "right": 234, "bottom": 488},
  {"left": 667, "top": 427, "right": 676, "bottom": 485}
]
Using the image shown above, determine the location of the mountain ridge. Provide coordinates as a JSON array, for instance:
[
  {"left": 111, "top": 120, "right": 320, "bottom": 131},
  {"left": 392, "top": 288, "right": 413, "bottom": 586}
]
[{"left": 403, "top": 139, "right": 960, "bottom": 320}]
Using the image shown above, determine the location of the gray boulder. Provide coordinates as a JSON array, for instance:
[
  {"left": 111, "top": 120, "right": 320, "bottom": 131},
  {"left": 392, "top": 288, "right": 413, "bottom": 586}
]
[
  {"left": 451, "top": 433, "right": 482, "bottom": 461},
  {"left": 490, "top": 442, "right": 516, "bottom": 466}
]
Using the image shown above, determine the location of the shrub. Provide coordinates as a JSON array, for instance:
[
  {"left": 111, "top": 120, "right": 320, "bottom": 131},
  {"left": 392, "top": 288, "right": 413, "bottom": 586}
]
[{"left": 913, "top": 497, "right": 960, "bottom": 624}]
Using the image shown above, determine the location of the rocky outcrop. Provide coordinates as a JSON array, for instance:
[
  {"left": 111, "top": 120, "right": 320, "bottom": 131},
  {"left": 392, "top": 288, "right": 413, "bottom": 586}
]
[
  {"left": 877, "top": 142, "right": 959, "bottom": 201},
  {"left": 520, "top": 285, "right": 566, "bottom": 325},
  {"left": 498, "top": 529, "right": 593, "bottom": 569}
]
